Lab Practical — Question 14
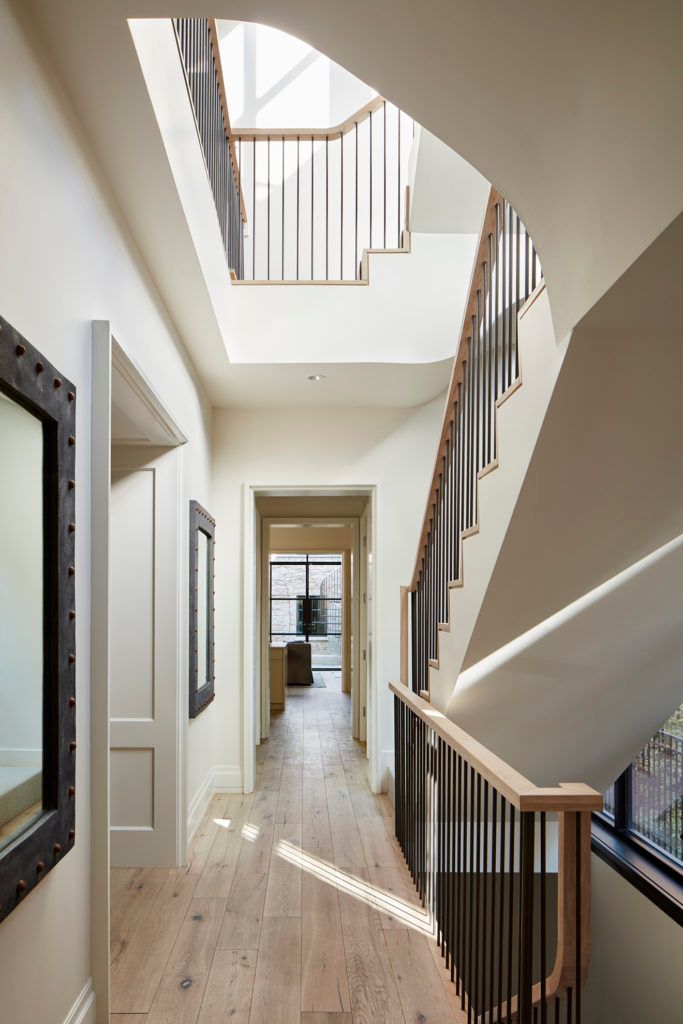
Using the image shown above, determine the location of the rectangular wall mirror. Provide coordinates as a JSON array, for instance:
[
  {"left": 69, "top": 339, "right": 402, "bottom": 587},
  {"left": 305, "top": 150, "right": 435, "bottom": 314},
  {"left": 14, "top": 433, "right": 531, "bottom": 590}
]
[
  {"left": 0, "top": 392, "right": 44, "bottom": 852},
  {"left": 189, "top": 501, "right": 215, "bottom": 717},
  {"left": 0, "top": 316, "right": 76, "bottom": 925}
]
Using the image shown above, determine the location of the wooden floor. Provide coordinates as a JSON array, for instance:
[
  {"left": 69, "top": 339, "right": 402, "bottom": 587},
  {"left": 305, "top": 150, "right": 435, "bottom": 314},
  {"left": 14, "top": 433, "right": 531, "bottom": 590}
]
[{"left": 110, "top": 678, "right": 460, "bottom": 1023}]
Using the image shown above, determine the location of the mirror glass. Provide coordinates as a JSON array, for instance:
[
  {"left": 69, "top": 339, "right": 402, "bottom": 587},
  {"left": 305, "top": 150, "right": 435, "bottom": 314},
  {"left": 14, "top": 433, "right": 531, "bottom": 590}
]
[
  {"left": 0, "top": 391, "right": 44, "bottom": 852},
  {"left": 196, "top": 529, "right": 209, "bottom": 689}
]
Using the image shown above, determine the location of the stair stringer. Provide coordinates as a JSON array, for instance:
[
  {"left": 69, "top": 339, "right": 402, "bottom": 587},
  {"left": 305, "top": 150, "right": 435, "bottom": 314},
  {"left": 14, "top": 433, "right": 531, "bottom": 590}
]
[{"left": 427, "top": 285, "right": 569, "bottom": 712}]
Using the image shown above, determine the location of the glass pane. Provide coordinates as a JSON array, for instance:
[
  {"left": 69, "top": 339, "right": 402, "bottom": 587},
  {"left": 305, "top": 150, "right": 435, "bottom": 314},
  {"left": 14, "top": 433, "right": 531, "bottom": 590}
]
[
  {"left": 271, "top": 563, "right": 306, "bottom": 598},
  {"left": 271, "top": 632, "right": 305, "bottom": 645},
  {"left": 603, "top": 783, "right": 615, "bottom": 819},
  {"left": 308, "top": 561, "right": 342, "bottom": 597},
  {"left": 196, "top": 530, "right": 209, "bottom": 689},
  {"left": 270, "top": 599, "right": 301, "bottom": 636},
  {"left": 631, "top": 702, "right": 683, "bottom": 864},
  {"left": 310, "top": 635, "right": 342, "bottom": 670},
  {"left": 0, "top": 391, "right": 44, "bottom": 852},
  {"left": 271, "top": 552, "right": 306, "bottom": 563},
  {"left": 310, "top": 597, "right": 342, "bottom": 636}
]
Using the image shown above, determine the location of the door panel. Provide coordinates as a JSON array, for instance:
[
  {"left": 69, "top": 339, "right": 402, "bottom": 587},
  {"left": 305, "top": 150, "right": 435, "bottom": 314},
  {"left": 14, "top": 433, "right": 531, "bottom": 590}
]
[{"left": 110, "top": 448, "right": 181, "bottom": 867}]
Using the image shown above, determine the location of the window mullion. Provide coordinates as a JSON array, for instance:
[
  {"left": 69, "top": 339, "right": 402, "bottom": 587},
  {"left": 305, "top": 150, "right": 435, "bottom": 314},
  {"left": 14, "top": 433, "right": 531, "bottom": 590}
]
[{"left": 614, "top": 766, "right": 632, "bottom": 833}]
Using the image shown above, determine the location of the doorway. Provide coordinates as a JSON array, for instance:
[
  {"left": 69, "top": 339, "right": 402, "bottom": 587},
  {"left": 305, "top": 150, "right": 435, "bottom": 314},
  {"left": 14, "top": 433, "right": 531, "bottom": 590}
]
[
  {"left": 269, "top": 552, "right": 344, "bottom": 685},
  {"left": 244, "top": 491, "right": 375, "bottom": 797},
  {"left": 90, "top": 323, "right": 187, "bottom": 1021}
]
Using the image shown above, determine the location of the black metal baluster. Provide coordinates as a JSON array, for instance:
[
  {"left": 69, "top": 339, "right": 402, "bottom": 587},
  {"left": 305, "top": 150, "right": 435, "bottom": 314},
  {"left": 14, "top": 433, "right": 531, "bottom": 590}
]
[
  {"left": 489, "top": 788, "right": 498, "bottom": 1018},
  {"left": 519, "top": 812, "right": 535, "bottom": 1024},
  {"left": 467, "top": 766, "right": 475, "bottom": 1021},
  {"left": 514, "top": 211, "right": 520, "bottom": 378},
  {"left": 540, "top": 811, "right": 547, "bottom": 1024},
  {"left": 369, "top": 109, "right": 373, "bottom": 249},
  {"left": 267, "top": 136, "right": 270, "bottom": 280},
  {"left": 340, "top": 131, "right": 344, "bottom": 280},
  {"left": 507, "top": 806, "right": 515, "bottom": 1024},
  {"left": 383, "top": 99, "right": 387, "bottom": 248},
  {"left": 480, "top": 781, "right": 490, "bottom": 1019},
  {"left": 397, "top": 106, "right": 402, "bottom": 246},
  {"left": 497, "top": 796, "right": 506, "bottom": 1022},
  {"left": 354, "top": 123, "right": 359, "bottom": 279},
  {"left": 576, "top": 813, "right": 582, "bottom": 1024},
  {"left": 296, "top": 136, "right": 300, "bottom": 280}
]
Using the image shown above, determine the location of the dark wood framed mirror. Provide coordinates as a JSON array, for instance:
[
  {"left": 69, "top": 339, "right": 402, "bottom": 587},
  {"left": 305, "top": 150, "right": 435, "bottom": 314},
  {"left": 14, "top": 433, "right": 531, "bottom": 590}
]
[
  {"left": 0, "top": 315, "right": 76, "bottom": 926},
  {"left": 189, "top": 501, "right": 215, "bottom": 718}
]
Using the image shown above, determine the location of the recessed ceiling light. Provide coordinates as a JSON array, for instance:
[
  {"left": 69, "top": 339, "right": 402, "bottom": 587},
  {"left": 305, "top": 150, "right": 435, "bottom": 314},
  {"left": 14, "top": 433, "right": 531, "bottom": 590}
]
[{"left": 307, "top": 374, "right": 326, "bottom": 382}]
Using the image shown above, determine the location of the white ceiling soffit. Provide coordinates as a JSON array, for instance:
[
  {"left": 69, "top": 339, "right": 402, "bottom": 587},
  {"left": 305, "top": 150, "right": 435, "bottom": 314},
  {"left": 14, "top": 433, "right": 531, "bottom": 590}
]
[
  {"left": 131, "top": 19, "right": 475, "bottom": 371},
  {"left": 24, "top": 0, "right": 683, "bottom": 361},
  {"left": 212, "top": 359, "right": 451, "bottom": 408}
]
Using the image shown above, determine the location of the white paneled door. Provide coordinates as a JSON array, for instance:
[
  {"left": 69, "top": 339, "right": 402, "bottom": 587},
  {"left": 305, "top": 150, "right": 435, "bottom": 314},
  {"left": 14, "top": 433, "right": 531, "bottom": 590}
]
[{"left": 110, "top": 446, "right": 182, "bottom": 867}]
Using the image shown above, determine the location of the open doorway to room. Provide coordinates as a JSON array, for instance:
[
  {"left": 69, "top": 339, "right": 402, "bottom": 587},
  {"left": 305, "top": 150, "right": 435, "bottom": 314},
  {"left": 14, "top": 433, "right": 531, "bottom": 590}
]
[
  {"left": 244, "top": 492, "right": 375, "bottom": 795},
  {"left": 269, "top": 551, "right": 346, "bottom": 690}
]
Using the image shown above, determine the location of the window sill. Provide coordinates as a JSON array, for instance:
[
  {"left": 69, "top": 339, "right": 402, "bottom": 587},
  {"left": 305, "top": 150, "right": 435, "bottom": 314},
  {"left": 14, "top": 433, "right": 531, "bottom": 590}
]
[{"left": 591, "top": 815, "right": 683, "bottom": 927}]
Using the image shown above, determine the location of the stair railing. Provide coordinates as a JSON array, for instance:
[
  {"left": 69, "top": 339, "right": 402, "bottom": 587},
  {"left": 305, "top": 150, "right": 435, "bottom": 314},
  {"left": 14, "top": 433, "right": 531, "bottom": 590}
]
[
  {"left": 173, "top": 18, "right": 246, "bottom": 279},
  {"left": 408, "top": 188, "right": 541, "bottom": 697},
  {"left": 392, "top": 681, "right": 601, "bottom": 1024},
  {"left": 233, "top": 100, "right": 415, "bottom": 281}
]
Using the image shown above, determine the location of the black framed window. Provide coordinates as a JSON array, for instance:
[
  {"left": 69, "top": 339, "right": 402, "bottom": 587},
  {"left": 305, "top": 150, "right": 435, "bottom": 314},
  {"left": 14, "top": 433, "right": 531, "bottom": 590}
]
[
  {"left": 269, "top": 553, "right": 342, "bottom": 671},
  {"left": 592, "top": 702, "right": 683, "bottom": 925}
]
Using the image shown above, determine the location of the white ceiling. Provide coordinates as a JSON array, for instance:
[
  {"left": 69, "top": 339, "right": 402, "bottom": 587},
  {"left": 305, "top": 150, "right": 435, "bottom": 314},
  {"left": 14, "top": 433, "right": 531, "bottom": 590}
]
[{"left": 20, "top": 1, "right": 682, "bottom": 406}]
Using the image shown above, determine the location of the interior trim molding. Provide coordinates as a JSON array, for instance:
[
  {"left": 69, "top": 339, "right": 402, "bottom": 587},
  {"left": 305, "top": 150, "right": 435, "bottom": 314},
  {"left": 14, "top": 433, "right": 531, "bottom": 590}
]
[
  {"left": 62, "top": 979, "right": 95, "bottom": 1024},
  {"left": 186, "top": 765, "right": 244, "bottom": 845}
]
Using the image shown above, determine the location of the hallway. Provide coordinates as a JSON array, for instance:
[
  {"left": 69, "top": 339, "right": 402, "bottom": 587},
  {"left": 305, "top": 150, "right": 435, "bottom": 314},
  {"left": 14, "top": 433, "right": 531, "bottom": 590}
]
[{"left": 110, "top": 683, "right": 458, "bottom": 1023}]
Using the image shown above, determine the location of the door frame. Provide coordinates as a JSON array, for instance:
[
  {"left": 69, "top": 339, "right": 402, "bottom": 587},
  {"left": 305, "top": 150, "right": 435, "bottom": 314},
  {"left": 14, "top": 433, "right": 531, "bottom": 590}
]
[
  {"left": 242, "top": 486, "right": 377, "bottom": 794},
  {"left": 260, "top": 525, "right": 359, "bottom": 741},
  {"left": 90, "top": 322, "right": 187, "bottom": 1022}
]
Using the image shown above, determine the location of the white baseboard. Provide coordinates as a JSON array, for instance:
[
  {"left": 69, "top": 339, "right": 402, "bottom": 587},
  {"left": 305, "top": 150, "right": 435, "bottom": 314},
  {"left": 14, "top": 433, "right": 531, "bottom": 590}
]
[
  {"left": 187, "top": 764, "right": 244, "bottom": 845},
  {"left": 63, "top": 980, "right": 95, "bottom": 1024},
  {"left": 380, "top": 748, "right": 395, "bottom": 797},
  {"left": 213, "top": 764, "right": 243, "bottom": 792}
]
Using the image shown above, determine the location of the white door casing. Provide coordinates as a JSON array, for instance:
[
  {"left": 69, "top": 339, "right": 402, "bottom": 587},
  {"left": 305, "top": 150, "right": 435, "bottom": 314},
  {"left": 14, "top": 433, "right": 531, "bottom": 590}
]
[{"left": 109, "top": 446, "right": 183, "bottom": 867}]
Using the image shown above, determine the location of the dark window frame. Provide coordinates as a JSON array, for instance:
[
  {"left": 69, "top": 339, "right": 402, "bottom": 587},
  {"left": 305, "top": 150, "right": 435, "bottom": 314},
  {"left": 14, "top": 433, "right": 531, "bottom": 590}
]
[
  {"left": 592, "top": 761, "right": 683, "bottom": 926},
  {"left": 269, "top": 554, "right": 343, "bottom": 670}
]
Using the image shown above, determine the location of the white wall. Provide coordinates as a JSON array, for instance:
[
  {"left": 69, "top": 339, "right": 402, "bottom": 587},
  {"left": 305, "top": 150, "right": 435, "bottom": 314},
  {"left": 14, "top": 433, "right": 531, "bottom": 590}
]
[
  {"left": 211, "top": 399, "right": 444, "bottom": 789},
  {"left": 584, "top": 856, "right": 683, "bottom": 1024},
  {"left": 217, "top": 20, "right": 376, "bottom": 129},
  {"left": 0, "top": 2, "right": 213, "bottom": 1021},
  {"left": 0, "top": 396, "right": 43, "bottom": 760}
]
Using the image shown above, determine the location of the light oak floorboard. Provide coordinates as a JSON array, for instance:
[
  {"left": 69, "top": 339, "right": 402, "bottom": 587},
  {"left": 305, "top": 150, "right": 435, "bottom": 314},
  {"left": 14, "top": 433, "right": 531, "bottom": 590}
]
[
  {"left": 250, "top": 916, "right": 302, "bottom": 1024},
  {"left": 111, "top": 873, "right": 198, "bottom": 1013},
  {"left": 110, "top": 682, "right": 451, "bottom": 1024},
  {"left": 146, "top": 897, "right": 226, "bottom": 1024},
  {"left": 301, "top": 1015, "right": 353, "bottom": 1023},
  {"left": 384, "top": 928, "right": 455, "bottom": 1023},
  {"left": 110, "top": 868, "right": 169, "bottom": 970},
  {"left": 301, "top": 847, "right": 351, "bottom": 1013},
  {"left": 197, "top": 948, "right": 257, "bottom": 1024}
]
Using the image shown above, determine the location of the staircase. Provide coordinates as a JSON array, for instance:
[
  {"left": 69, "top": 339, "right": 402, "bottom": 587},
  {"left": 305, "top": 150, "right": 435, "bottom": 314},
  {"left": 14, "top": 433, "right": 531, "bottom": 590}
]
[{"left": 391, "top": 189, "right": 604, "bottom": 1023}]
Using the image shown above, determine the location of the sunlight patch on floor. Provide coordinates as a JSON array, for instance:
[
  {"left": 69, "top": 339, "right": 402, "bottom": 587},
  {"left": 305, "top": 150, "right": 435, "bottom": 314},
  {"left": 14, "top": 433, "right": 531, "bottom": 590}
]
[{"left": 275, "top": 839, "right": 433, "bottom": 934}]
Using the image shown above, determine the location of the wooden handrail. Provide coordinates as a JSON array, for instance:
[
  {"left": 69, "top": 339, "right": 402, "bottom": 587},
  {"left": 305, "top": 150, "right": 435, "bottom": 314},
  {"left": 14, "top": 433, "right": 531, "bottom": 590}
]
[
  {"left": 390, "top": 681, "right": 602, "bottom": 813},
  {"left": 207, "top": 19, "right": 248, "bottom": 224},
  {"left": 409, "top": 186, "right": 503, "bottom": 590},
  {"left": 233, "top": 94, "right": 388, "bottom": 142}
]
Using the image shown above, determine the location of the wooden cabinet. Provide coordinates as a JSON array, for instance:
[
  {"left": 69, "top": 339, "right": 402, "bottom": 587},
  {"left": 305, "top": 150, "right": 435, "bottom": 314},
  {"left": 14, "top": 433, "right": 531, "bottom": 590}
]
[{"left": 269, "top": 643, "right": 287, "bottom": 710}]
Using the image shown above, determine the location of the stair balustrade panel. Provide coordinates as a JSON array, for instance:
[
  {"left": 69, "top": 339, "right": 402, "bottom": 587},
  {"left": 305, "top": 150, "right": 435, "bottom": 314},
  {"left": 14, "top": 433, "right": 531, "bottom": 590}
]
[{"left": 393, "top": 683, "right": 598, "bottom": 1024}]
